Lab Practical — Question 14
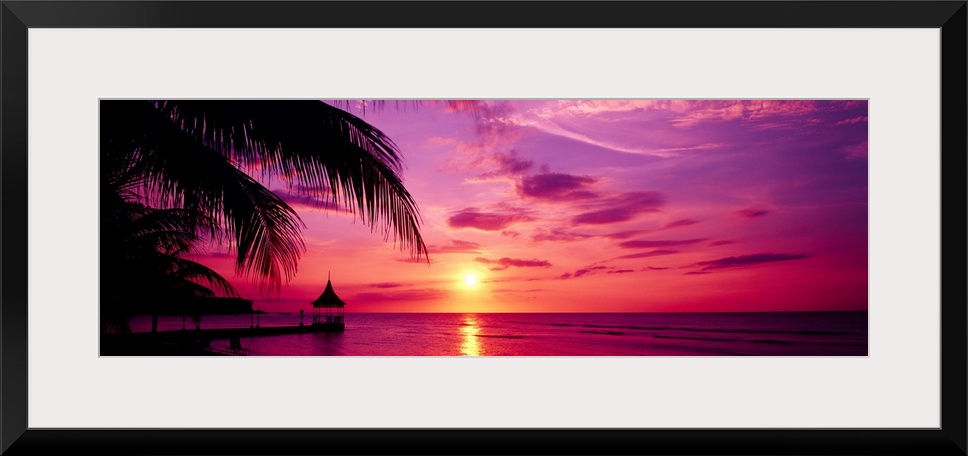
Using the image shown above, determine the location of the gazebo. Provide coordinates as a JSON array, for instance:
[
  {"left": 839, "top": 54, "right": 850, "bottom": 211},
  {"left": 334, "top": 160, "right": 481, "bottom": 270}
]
[{"left": 311, "top": 273, "right": 346, "bottom": 328}]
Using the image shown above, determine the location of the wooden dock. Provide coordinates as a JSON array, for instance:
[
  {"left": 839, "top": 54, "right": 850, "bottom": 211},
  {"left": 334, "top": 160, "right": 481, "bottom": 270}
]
[{"left": 101, "top": 323, "right": 343, "bottom": 355}]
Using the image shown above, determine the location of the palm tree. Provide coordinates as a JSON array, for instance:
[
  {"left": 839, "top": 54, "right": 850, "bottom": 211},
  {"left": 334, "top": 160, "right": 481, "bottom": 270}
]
[
  {"left": 102, "top": 149, "right": 239, "bottom": 333},
  {"left": 101, "top": 100, "right": 428, "bottom": 328}
]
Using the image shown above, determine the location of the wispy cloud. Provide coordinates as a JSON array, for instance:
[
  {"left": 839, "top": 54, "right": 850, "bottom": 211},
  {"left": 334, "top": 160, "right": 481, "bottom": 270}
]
[
  {"left": 571, "top": 191, "right": 664, "bottom": 225},
  {"left": 531, "top": 229, "right": 593, "bottom": 243},
  {"left": 517, "top": 173, "right": 598, "bottom": 200},
  {"left": 836, "top": 115, "right": 868, "bottom": 126},
  {"left": 602, "top": 230, "right": 646, "bottom": 240},
  {"left": 618, "top": 239, "right": 705, "bottom": 249},
  {"left": 735, "top": 208, "right": 769, "bottom": 219},
  {"left": 841, "top": 140, "right": 868, "bottom": 160},
  {"left": 272, "top": 189, "right": 344, "bottom": 212},
  {"left": 474, "top": 257, "right": 552, "bottom": 271},
  {"left": 368, "top": 282, "right": 408, "bottom": 289},
  {"left": 479, "top": 151, "right": 535, "bottom": 178},
  {"left": 614, "top": 250, "right": 679, "bottom": 260},
  {"left": 356, "top": 288, "right": 449, "bottom": 302},
  {"left": 693, "top": 253, "right": 808, "bottom": 271},
  {"left": 664, "top": 219, "right": 701, "bottom": 229},
  {"left": 447, "top": 208, "right": 532, "bottom": 231},
  {"left": 430, "top": 239, "right": 484, "bottom": 254}
]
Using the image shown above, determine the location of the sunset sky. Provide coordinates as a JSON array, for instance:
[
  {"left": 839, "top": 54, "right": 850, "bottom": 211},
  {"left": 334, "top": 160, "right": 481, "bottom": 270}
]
[{"left": 195, "top": 100, "right": 868, "bottom": 313}]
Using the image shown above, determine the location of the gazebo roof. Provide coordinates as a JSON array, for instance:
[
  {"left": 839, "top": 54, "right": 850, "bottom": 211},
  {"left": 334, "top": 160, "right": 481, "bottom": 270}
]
[{"left": 312, "top": 276, "right": 346, "bottom": 308}]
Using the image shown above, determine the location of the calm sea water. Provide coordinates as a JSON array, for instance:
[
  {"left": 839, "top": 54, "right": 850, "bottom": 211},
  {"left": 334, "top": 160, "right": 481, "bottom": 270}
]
[{"left": 127, "top": 311, "right": 867, "bottom": 356}]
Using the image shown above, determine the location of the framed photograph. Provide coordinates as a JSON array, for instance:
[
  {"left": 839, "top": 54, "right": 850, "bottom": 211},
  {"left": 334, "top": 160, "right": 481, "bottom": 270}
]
[{"left": 2, "top": 1, "right": 965, "bottom": 455}]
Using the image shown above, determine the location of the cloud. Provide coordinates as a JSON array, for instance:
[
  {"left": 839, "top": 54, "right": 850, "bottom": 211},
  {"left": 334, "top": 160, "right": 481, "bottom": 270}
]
[
  {"left": 642, "top": 266, "right": 669, "bottom": 271},
  {"left": 841, "top": 140, "right": 868, "bottom": 160},
  {"left": 355, "top": 288, "right": 449, "bottom": 301},
  {"left": 517, "top": 173, "right": 598, "bottom": 200},
  {"left": 735, "top": 209, "right": 769, "bottom": 219},
  {"left": 694, "top": 253, "right": 808, "bottom": 271},
  {"left": 664, "top": 219, "right": 701, "bottom": 229},
  {"left": 573, "top": 265, "right": 609, "bottom": 278},
  {"left": 501, "top": 230, "right": 520, "bottom": 238},
  {"left": 474, "top": 257, "right": 552, "bottom": 271},
  {"left": 430, "top": 239, "right": 484, "bottom": 254},
  {"left": 368, "top": 282, "right": 407, "bottom": 289},
  {"left": 614, "top": 250, "right": 679, "bottom": 260},
  {"left": 447, "top": 208, "right": 532, "bottom": 231},
  {"left": 602, "top": 231, "right": 644, "bottom": 240},
  {"left": 272, "top": 189, "right": 343, "bottom": 212},
  {"left": 571, "top": 191, "right": 664, "bottom": 225},
  {"left": 618, "top": 239, "right": 705, "bottom": 249},
  {"left": 607, "top": 269, "right": 635, "bottom": 274},
  {"left": 478, "top": 151, "right": 535, "bottom": 178},
  {"left": 836, "top": 115, "right": 868, "bottom": 126},
  {"left": 708, "top": 240, "right": 735, "bottom": 246},
  {"left": 531, "top": 229, "right": 593, "bottom": 243},
  {"left": 684, "top": 271, "right": 712, "bottom": 275}
]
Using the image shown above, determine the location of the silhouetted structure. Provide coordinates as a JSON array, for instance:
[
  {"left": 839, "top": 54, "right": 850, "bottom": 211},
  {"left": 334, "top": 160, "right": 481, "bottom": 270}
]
[{"left": 311, "top": 273, "right": 346, "bottom": 330}]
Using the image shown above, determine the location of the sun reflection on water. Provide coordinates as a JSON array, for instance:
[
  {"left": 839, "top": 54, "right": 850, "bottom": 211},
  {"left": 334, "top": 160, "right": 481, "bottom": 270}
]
[{"left": 460, "top": 315, "right": 482, "bottom": 356}]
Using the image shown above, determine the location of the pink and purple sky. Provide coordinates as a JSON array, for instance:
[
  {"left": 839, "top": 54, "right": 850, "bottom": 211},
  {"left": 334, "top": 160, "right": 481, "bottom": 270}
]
[{"left": 196, "top": 100, "right": 868, "bottom": 313}]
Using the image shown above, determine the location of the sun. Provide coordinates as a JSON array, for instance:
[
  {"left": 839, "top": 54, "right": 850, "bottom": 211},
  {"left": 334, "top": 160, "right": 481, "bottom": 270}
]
[{"left": 464, "top": 273, "right": 478, "bottom": 287}]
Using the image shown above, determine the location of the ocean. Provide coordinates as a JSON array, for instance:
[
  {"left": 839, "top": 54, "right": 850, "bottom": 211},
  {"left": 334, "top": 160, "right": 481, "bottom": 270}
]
[{"left": 126, "top": 311, "right": 868, "bottom": 356}]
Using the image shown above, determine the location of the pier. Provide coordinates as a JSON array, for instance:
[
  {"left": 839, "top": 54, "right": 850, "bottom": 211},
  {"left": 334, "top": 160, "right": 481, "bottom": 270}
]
[{"left": 101, "top": 323, "right": 343, "bottom": 356}]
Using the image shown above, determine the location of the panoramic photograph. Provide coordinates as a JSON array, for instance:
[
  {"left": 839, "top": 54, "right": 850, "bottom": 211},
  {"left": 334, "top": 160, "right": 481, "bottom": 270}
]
[{"left": 100, "top": 99, "right": 868, "bottom": 356}]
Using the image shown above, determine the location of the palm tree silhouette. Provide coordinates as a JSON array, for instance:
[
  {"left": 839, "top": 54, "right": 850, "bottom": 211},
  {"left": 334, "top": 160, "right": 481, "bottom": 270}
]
[{"left": 101, "top": 100, "right": 428, "bottom": 332}]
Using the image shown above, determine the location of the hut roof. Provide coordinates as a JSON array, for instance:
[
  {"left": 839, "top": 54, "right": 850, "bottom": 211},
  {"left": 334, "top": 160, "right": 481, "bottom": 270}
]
[{"left": 312, "top": 277, "right": 346, "bottom": 308}]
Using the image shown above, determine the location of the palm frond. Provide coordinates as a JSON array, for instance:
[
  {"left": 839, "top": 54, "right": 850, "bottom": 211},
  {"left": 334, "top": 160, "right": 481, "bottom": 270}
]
[{"left": 155, "top": 100, "right": 428, "bottom": 260}]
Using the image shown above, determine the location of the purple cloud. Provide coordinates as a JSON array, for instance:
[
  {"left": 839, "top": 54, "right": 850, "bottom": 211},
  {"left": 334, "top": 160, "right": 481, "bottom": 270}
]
[
  {"left": 479, "top": 151, "right": 535, "bottom": 178},
  {"left": 531, "top": 229, "right": 593, "bottom": 243},
  {"left": 664, "top": 219, "right": 701, "bottom": 229},
  {"left": 448, "top": 208, "right": 532, "bottom": 231},
  {"left": 501, "top": 230, "right": 521, "bottom": 238},
  {"left": 574, "top": 265, "right": 610, "bottom": 278},
  {"left": 618, "top": 239, "right": 705, "bottom": 249},
  {"left": 272, "top": 189, "right": 343, "bottom": 212},
  {"left": 735, "top": 209, "right": 769, "bottom": 219},
  {"left": 356, "top": 288, "right": 449, "bottom": 301},
  {"left": 368, "top": 282, "right": 407, "bottom": 289},
  {"left": 474, "top": 257, "right": 552, "bottom": 271},
  {"left": 708, "top": 240, "right": 735, "bottom": 246},
  {"left": 642, "top": 266, "right": 669, "bottom": 271},
  {"left": 694, "top": 253, "right": 808, "bottom": 271},
  {"left": 607, "top": 269, "right": 635, "bottom": 274},
  {"left": 430, "top": 240, "right": 484, "bottom": 254},
  {"left": 517, "top": 173, "right": 598, "bottom": 200},
  {"left": 602, "top": 230, "right": 646, "bottom": 240},
  {"left": 615, "top": 250, "right": 679, "bottom": 260},
  {"left": 836, "top": 115, "right": 868, "bottom": 126},
  {"left": 571, "top": 191, "right": 664, "bottom": 226}
]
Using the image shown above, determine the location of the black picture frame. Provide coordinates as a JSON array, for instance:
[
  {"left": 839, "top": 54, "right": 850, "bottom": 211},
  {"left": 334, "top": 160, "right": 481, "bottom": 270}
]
[{"left": 2, "top": 1, "right": 965, "bottom": 455}]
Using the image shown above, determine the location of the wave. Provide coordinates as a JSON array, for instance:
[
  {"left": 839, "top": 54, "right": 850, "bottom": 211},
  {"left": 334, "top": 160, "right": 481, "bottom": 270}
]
[
  {"left": 579, "top": 330, "right": 625, "bottom": 336},
  {"left": 653, "top": 334, "right": 797, "bottom": 345},
  {"left": 549, "top": 322, "right": 850, "bottom": 336}
]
